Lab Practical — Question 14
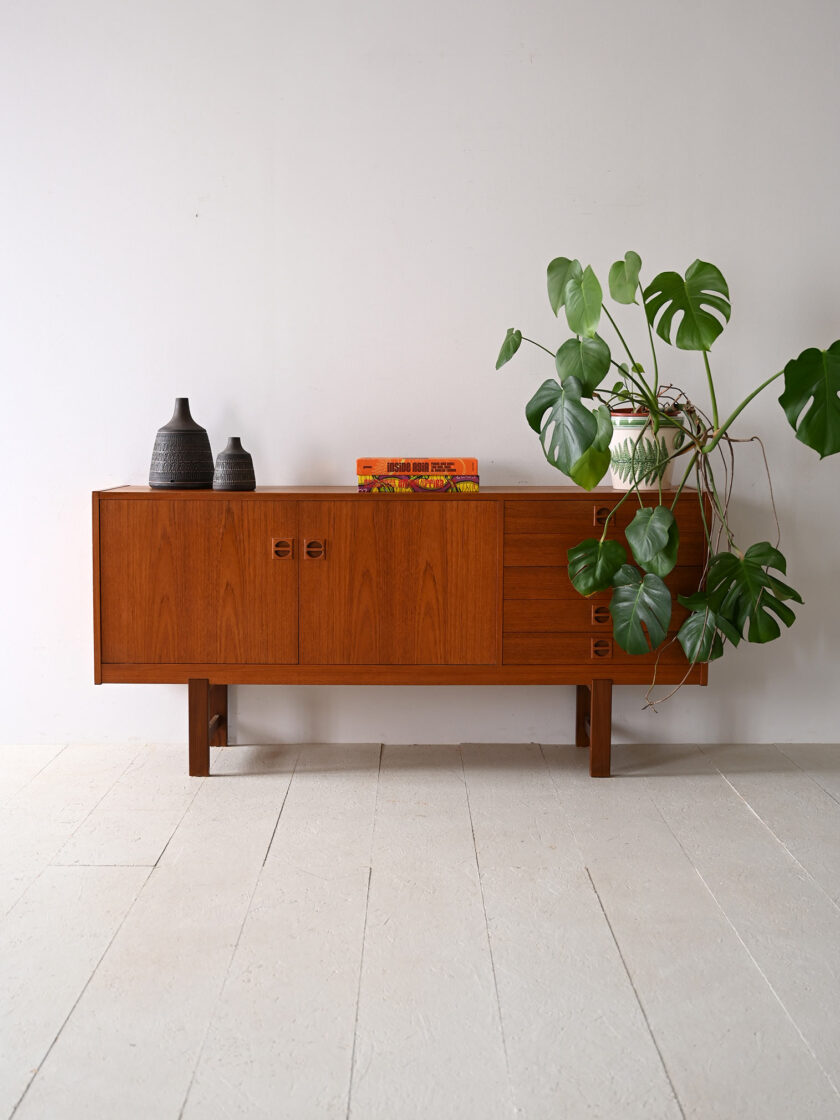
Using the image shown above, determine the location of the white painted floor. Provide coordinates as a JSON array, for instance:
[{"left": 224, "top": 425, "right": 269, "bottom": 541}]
[{"left": 1, "top": 741, "right": 839, "bottom": 1119}]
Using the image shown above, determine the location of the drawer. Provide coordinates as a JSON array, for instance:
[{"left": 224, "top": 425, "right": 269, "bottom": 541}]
[
  {"left": 503, "top": 598, "right": 690, "bottom": 634},
  {"left": 504, "top": 566, "right": 704, "bottom": 601},
  {"left": 504, "top": 533, "right": 707, "bottom": 567},
  {"left": 503, "top": 632, "right": 692, "bottom": 666},
  {"left": 504, "top": 498, "right": 707, "bottom": 538}
]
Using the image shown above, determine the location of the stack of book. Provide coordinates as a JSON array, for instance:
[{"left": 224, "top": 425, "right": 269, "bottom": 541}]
[{"left": 357, "top": 458, "right": 479, "bottom": 493}]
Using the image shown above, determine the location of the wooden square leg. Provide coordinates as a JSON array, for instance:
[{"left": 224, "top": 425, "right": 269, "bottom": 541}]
[
  {"left": 575, "top": 685, "right": 591, "bottom": 747},
  {"left": 589, "top": 679, "right": 613, "bottom": 778},
  {"left": 188, "top": 678, "right": 211, "bottom": 777},
  {"left": 209, "top": 684, "right": 228, "bottom": 746}
]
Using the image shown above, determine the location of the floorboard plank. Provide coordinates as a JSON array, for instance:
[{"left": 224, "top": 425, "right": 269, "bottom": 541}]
[
  {"left": 544, "top": 744, "right": 840, "bottom": 1119},
  {"left": 0, "top": 865, "right": 149, "bottom": 1117},
  {"left": 181, "top": 743, "right": 381, "bottom": 1120},
  {"left": 777, "top": 744, "right": 840, "bottom": 803},
  {"left": 52, "top": 744, "right": 202, "bottom": 868},
  {"left": 0, "top": 744, "right": 139, "bottom": 916},
  {"left": 462, "top": 743, "right": 682, "bottom": 1118},
  {"left": 0, "top": 745, "right": 66, "bottom": 806},
  {"left": 349, "top": 745, "right": 512, "bottom": 1120},
  {"left": 14, "top": 745, "right": 297, "bottom": 1120},
  {"left": 628, "top": 743, "right": 840, "bottom": 1102},
  {"left": 699, "top": 743, "right": 840, "bottom": 907}
]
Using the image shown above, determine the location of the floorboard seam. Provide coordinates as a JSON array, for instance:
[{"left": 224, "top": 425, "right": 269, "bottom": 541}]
[
  {"left": 584, "top": 867, "right": 687, "bottom": 1120},
  {"left": 645, "top": 787, "right": 840, "bottom": 1104},
  {"left": 260, "top": 748, "right": 302, "bottom": 867},
  {"left": 345, "top": 742, "right": 383, "bottom": 1120},
  {"left": 8, "top": 864, "right": 154, "bottom": 1119},
  {"left": 461, "top": 747, "right": 516, "bottom": 1117}
]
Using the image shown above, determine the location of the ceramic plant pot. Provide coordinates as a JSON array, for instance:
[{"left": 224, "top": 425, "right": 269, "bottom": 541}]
[
  {"left": 149, "top": 398, "right": 214, "bottom": 489},
  {"left": 608, "top": 411, "right": 685, "bottom": 490},
  {"left": 213, "top": 436, "right": 256, "bottom": 491}
]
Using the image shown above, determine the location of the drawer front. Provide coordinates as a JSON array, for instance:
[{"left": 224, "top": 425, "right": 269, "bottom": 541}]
[
  {"left": 504, "top": 532, "right": 707, "bottom": 567},
  {"left": 503, "top": 633, "right": 690, "bottom": 666},
  {"left": 504, "top": 598, "right": 690, "bottom": 634},
  {"left": 503, "top": 565, "right": 704, "bottom": 601},
  {"left": 505, "top": 498, "right": 707, "bottom": 538}
]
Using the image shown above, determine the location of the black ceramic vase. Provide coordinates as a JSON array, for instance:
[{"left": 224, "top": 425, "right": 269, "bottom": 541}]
[
  {"left": 148, "top": 398, "right": 214, "bottom": 489},
  {"left": 213, "top": 436, "right": 256, "bottom": 491}
]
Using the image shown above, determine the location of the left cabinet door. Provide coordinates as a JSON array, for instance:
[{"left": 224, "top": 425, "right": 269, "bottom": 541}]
[{"left": 99, "top": 498, "right": 298, "bottom": 665}]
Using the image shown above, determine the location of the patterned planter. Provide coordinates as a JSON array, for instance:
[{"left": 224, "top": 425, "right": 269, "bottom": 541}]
[{"left": 608, "top": 412, "right": 684, "bottom": 490}]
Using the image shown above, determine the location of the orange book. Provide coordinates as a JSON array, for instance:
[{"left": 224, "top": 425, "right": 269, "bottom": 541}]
[{"left": 356, "top": 457, "right": 478, "bottom": 475}]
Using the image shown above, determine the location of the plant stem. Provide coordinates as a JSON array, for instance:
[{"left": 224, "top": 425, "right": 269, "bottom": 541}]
[
  {"left": 602, "top": 305, "right": 656, "bottom": 398},
  {"left": 702, "top": 352, "right": 720, "bottom": 429},
  {"left": 598, "top": 486, "right": 635, "bottom": 542},
  {"left": 639, "top": 281, "right": 660, "bottom": 394},
  {"left": 701, "top": 370, "right": 784, "bottom": 454},
  {"left": 522, "top": 336, "right": 556, "bottom": 359},
  {"left": 670, "top": 450, "right": 699, "bottom": 509}
]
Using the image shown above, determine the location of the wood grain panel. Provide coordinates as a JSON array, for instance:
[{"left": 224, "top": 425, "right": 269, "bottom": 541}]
[
  {"left": 299, "top": 500, "right": 498, "bottom": 665},
  {"left": 504, "top": 566, "right": 705, "bottom": 601},
  {"left": 99, "top": 499, "right": 298, "bottom": 664},
  {"left": 503, "top": 633, "right": 693, "bottom": 667}
]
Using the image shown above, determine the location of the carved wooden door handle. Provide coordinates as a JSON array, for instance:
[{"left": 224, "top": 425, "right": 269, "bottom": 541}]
[
  {"left": 303, "top": 539, "right": 326, "bottom": 560},
  {"left": 271, "top": 538, "right": 295, "bottom": 559}
]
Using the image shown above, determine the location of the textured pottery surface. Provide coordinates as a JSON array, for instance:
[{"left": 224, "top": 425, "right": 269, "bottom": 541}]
[
  {"left": 608, "top": 414, "right": 683, "bottom": 490},
  {"left": 149, "top": 398, "right": 214, "bottom": 489},
  {"left": 213, "top": 436, "right": 256, "bottom": 491}
]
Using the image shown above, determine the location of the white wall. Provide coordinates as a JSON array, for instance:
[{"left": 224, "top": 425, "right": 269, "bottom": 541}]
[{"left": 2, "top": 0, "right": 838, "bottom": 747}]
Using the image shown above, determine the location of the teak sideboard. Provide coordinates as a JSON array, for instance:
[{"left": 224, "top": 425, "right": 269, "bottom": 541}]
[{"left": 92, "top": 486, "right": 709, "bottom": 777}]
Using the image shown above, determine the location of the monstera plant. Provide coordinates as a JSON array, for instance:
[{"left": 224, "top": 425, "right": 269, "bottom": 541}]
[{"left": 496, "top": 252, "right": 839, "bottom": 697}]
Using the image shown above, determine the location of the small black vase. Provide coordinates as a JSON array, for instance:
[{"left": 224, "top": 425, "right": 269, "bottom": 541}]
[
  {"left": 149, "top": 398, "right": 214, "bottom": 489},
  {"left": 213, "top": 437, "right": 256, "bottom": 491}
]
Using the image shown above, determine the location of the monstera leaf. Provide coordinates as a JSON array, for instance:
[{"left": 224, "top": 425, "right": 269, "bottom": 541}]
[
  {"left": 676, "top": 591, "right": 741, "bottom": 663},
  {"left": 643, "top": 260, "right": 731, "bottom": 351},
  {"left": 624, "top": 506, "right": 680, "bottom": 576},
  {"left": 495, "top": 328, "right": 523, "bottom": 370},
  {"left": 525, "top": 376, "right": 611, "bottom": 490},
  {"left": 554, "top": 335, "right": 611, "bottom": 395},
  {"left": 547, "top": 257, "right": 581, "bottom": 315},
  {"left": 706, "top": 543, "right": 802, "bottom": 644},
  {"left": 610, "top": 565, "right": 672, "bottom": 654},
  {"left": 608, "top": 251, "right": 642, "bottom": 304},
  {"left": 567, "top": 537, "right": 627, "bottom": 596},
  {"left": 676, "top": 604, "right": 725, "bottom": 662},
  {"left": 778, "top": 341, "right": 840, "bottom": 458},
  {"left": 564, "top": 265, "right": 603, "bottom": 338}
]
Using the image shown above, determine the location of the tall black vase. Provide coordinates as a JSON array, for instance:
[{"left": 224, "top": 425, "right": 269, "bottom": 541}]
[{"left": 148, "top": 398, "right": 214, "bottom": 489}]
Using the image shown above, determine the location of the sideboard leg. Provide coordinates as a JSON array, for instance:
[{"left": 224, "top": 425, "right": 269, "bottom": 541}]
[
  {"left": 589, "top": 679, "right": 613, "bottom": 778},
  {"left": 575, "top": 685, "right": 591, "bottom": 748},
  {"left": 188, "top": 678, "right": 211, "bottom": 777},
  {"left": 209, "top": 684, "right": 228, "bottom": 746}
]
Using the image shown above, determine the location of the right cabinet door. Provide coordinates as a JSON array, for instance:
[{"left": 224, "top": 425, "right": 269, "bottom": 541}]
[{"left": 298, "top": 500, "right": 499, "bottom": 665}]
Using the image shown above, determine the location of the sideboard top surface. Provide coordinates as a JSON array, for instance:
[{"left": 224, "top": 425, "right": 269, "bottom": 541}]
[{"left": 96, "top": 485, "right": 699, "bottom": 501}]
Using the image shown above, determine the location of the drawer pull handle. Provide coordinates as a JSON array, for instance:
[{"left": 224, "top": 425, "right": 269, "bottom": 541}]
[
  {"left": 593, "top": 506, "right": 611, "bottom": 527},
  {"left": 591, "top": 605, "right": 610, "bottom": 625},
  {"left": 304, "top": 539, "right": 326, "bottom": 560},
  {"left": 271, "top": 538, "right": 294, "bottom": 560},
  {"left": 591, "top": 638, "right": 612, "bottom": 659}
]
